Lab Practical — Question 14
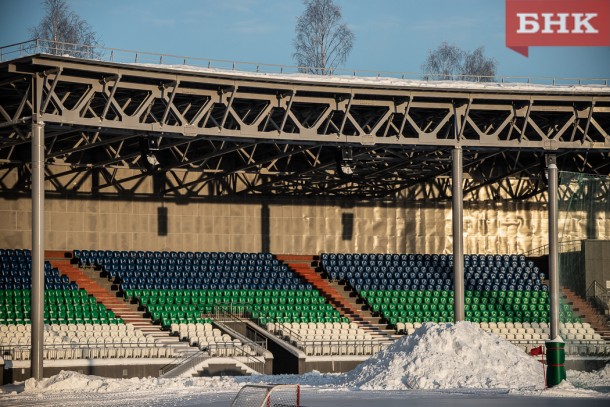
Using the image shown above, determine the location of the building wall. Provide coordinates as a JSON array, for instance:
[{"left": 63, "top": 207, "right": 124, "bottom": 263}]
[
  {"left": 583, "top": 240, "right": 610, "bottom": 290},
  {"left": 1, "top": 169, "right": 609, "bottom": 255},
  {"left": 0, "top": 193, "right": 554, "bottom": 255}
]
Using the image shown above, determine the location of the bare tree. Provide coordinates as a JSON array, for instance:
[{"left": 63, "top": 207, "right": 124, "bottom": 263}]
[
  {"left": 29, "top": 0, "right": 100, "bottom": 58},
  {"left": 462, "top": 46, "right": 497, "bottom": 82},
  {"left": 421, "top": 42, "right": 464, "bottom": 81},
  {"left": 422, "top": 42, "right": 497, "bottom": 82},
  {"left": 293, "top": 0, "right": 354, "bottom": 75}
]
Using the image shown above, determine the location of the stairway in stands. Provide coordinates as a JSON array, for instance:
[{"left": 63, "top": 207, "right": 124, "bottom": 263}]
[
  {"left": 277, "top": 254, "right": 397, "bottom": 341},
  {"left": 45, "top": 251, "right": 186, "bottom": 349},
  {"left": 561, "top": 286, "right": 610, "bottom": 340}
]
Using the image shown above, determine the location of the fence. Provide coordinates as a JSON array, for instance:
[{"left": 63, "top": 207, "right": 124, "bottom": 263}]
[
  {"left": 1, "top": 39, "right": 609, "bottom": 86},
  {"left": 1, "top": 342, "right": 173, "bottom": 361}
]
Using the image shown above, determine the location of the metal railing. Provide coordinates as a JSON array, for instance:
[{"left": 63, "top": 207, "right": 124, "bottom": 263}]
[
  {"left": 212, "top": 302, "right": 269, "bottom": 352},
  {"left": 511, "top": 339, "right": 610, "bottom": 357},
  {"left": 587, "top": 280, "right": 610, "bottom": 315},
  {"left": 525, "top": 239, "right": 583, "bottom": 258},
  {"left": 158, "top": 349, "right": 210, "bottom": 377},
  {"left": 0, "top": 342, "right": 173, "bottom": 361},
  {"left": 1, "top": 39, "right": 609, "bottom": 87},
  {"left": 159, "top": 304, "right": 267, "bottom": 377},
  {"left": 159, "top": 341, "right": 265, "bottom": 378}
]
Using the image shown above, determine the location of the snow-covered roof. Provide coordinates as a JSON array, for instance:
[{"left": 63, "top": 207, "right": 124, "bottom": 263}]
[{"left": 134, "top": 63, "right": 610, "bottom": 95}]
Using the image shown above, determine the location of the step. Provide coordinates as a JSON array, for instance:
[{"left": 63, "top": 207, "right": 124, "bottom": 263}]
[
  {"left": 48, "top": 258, "right": 168, "bottom": 338},
  {"left": 279, "top": 255, "right": 395, "bottom": 343},
  {"left": 560, "top": 285, "right": 610, "bottom": 338},
  {"left": 44, "top": 250, "right": 71, "bottom": 260}
]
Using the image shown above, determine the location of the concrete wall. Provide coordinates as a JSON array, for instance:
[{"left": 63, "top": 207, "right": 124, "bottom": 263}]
[
  {"left": 583, "top": 240, "right": 610, "bottom": 291},
  {"left": 1, "top": 167, "right": 609, "bottom": 255},
  {"left": 1, "top": 362, "right": 168, "bottom": 384},
  {"left": 1, "top": 193, "right": 554, "bottom": 255}
]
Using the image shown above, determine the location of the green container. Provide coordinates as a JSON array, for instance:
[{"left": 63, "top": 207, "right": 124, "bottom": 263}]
[{"left": 546, "top": 341, "right": 566, "bottom": 387}]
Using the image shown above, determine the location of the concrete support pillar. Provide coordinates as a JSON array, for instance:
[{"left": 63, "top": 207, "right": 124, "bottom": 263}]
[
  {"left": 452, "top": 147, "right": 464, "bottom": 322},
  {"left": 31, "top": 121, "right": 45, "bottom": 380}
]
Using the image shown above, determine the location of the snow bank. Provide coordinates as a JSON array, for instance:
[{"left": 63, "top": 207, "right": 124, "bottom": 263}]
[
  {"left": 12, "top": 322, "right": 609, "bottom": 399},
  {"left": 569, "top": 364, "right": 610, "bottom": 389},
  {"left": 22, "top": 370, "right": 240, "bottom": 394},
  {"left": 342, "top": 322, "right": 545, "bottom": 390}
]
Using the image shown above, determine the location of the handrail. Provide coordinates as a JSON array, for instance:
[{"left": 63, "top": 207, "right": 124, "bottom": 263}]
[
  {"left": 158, "top": 341, "right": 265, "bottom": 377},
  {"left": 524, "top": 239, "right": 582, "bottom": 258},
  {"left": 586, "top": 280, "right": 609, "bottom": 314},
  {"left": 268, "top": 321, "right": 304, "bottom": 344},
  {"left": 159, "top": 303, "right": 268, "bottom": 377},
  {"left": 1, "top": 39, "right": 609, "bottom": 87},
  {"left": 158, "top": 349, "right": 209, "bottom": 377},
  {"left": 212, "top": 302, "right": 269, "bottom": 355}
]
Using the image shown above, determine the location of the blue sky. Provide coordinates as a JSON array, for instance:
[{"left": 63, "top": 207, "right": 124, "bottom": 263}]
[{"left": 1, "top": 0, "right": 608, "bottom": 79}]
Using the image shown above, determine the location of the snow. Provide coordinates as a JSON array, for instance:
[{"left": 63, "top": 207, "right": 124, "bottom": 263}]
[
  {"left": 568, "top": 365, "right": 610, "bottom": 389},
  {"left": 341, "top": 322, "right": 545, "bottom": 390},
  {"left": 1, "top": 322, "right": 608, "bottom": 406},
  {"left": 21, "top": 370, "right": 239, "bottom": 394},
  {"left": 134, "top": 63, "right": 610, "bottom": 94}
]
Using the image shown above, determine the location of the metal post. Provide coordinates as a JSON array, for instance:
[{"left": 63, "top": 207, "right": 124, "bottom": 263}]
[
  {"left": 452, "top": 146, "right": 465, "bottom": 322},
  {"left": 31, "top": 121, "right": 45, "bottom": 380},
  {"left": 548, "top": 162, "right": 560, "bottom": 340}
]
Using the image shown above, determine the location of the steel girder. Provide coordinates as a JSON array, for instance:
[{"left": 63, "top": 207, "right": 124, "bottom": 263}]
[{"left": 0, "top": 54, "right": 609, "bottom": 200}]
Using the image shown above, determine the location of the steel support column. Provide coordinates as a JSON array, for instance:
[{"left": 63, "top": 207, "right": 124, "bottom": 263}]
[
  {"left": 452, "top": 146, "right": 465, "bottom": 322},
  {"left": 547, "top": 160, "right": 560, "bottom": 339},
  {"left": 30, "top": 120, "right": 45, "bottom": 380}
]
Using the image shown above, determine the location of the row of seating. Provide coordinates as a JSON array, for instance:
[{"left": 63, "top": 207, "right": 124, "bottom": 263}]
[
  {"left": 0, "top": 288, "right": 123, "bottom": 325},
  {"left": 96, "top": 251, "right": 346, "bottom": 330},
  {"left": 126, "top": 288, "right": 322, "bottom": 300},
  {"left": 320, "top": 252, "right": 586, "bottom": 331},
  {"left": 0, "top": 258, "right": 78, "bottom": 290},
  {"left": 168, "top": 323, "right": 259, "bottom": 356},
  {"left": 91, "top": 256, "right": 282, "bottom": 268},
  {"left": 7, "top": 341, "right": 174, "bottom": 360},
  {"left": 109, "top": 268, "right": 297, "bottom": 279},
  {"left": 1, "top": 323, "right": 142, "bottom": 342},
  {"left": 119, "top": 278, "right": 305, "bottom": 292},
  {"left": 0, "top": 323, "right": 175, "bottom": 360},
  {"left": 76, "top": 249, "right": 313, "bottom": 292},
  {"left": 322, "top": 252, "right": 546, "bottom": 292},
  {"left": 75, "top": 249, "right": 274, "bottom": 261},
  {"left": 322, "top": 253, "right": 530, "bottom": 266},
  {"left": 267, "top": 322, "right": 385, "bottom": 356},
  {"left": 129, "top": 288, "right": 335, "bottom": 328},
  {"left": 0, "top": 248, "right": 31, "bottom": 258}
]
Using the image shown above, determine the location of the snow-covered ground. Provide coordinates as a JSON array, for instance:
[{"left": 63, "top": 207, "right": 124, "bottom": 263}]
[{"left": 1, "top": 322, "right": 608, "bottom": 406}]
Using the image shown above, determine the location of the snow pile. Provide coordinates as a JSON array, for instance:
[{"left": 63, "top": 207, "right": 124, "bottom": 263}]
[
  {"left": 568, "top": 364, "right": 610, "bottom": 389},
  {"left": 11, "top": 322, "right": 609, "bottom": 400},
  {"left": 342, "top": 321, "right": 545, "bottom": 390},
  {"left": 23, "top": 370, "right": 240, "bottom": 394}
]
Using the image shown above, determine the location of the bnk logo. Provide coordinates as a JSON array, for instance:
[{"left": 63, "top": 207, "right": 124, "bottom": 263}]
[{"left": 506, "top": 0, "right": 610, "bottom": 57}]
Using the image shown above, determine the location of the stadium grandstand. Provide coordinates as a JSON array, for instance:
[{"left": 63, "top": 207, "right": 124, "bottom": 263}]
[{"left": 0, "top": 40, "right": 609, "bottom": 383}]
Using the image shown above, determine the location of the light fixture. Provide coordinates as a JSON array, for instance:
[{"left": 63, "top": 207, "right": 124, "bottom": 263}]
[
  {"left": 337, "top": 146, "right": 356, "bottom": 176},
  {"left": 140, "top": 136, "right": 162, "bottom": 173}
]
